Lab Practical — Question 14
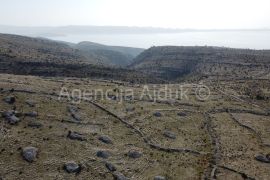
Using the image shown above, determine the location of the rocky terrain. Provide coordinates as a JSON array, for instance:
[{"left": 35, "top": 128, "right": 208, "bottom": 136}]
[
  {"left": 0, "top": 34, "right": 157, "bottom": 83},
  {"left": 131, "top": 46, "right": 270, "bottom": 81},
  {"left": 0, "top": 74, "right": 269, "bottom": 179},
  {"left": 73, "top": 41, "right": 144, "bottom": 67},
  {"left": 0, "top": 33, "right": 270, "bottom": 179}
]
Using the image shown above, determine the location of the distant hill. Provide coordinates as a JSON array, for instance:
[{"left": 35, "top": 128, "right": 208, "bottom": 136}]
[
  {"left": 73, "top": 41, "right": 144, "bottom": 66},
  {"left": 131, "top": 46, "right": 270, "bottom": 80},
  {"left": 0, "top": 33, "right": 90, "bottom": 64},
  {"left": 0, "top": 33, "right": 158, "bottom": 82}
]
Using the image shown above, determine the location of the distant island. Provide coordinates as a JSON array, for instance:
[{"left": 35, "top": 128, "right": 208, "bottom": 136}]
[{"left": 0, "top": 25, "right": 269, "bottom": 37}]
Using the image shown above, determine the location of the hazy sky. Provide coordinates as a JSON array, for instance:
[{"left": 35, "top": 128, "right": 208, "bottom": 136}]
[{"left": 0, "top": 0, "right": 269, "bottom": 29}]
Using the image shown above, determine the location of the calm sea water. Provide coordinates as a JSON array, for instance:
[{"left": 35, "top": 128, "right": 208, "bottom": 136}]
[{"left": 47, "top": 31, "right": 270, "bottom": 49}]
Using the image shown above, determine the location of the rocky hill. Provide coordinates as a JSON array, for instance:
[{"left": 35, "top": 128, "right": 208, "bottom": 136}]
[
  {"left": 74, "top": 41, "right": 144, "bottom": 67},
  {"left": 0, "top": 33, "right": 90, "bottom": 64},
  {"left": 0, "top": 34, "right": 157, "bottom": 82},
  {"left": 131, "top": 46, "right": 270, "bottom": 81}
]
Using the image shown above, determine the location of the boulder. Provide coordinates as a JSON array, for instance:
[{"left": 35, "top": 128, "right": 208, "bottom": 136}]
[
  {"left": 67, "top": 106, "right": 81, "bottom": 121},
  {"left": 2, "top": 110, "right": 21, "bottom": 125},
  {"left": 67, "top": 131, "right": 86, "bottom": 141},
  {"left": 64, "top": 161, "right": 81, "bottom": 173},
  {"left": 98, "top": 135, "right": 113, "bottom": 144},
  {"left": 2, "top": 110, "right": 14, "bottom": 117},
  {"left": 25, "top": 100, "right": 36, "bottom": 107},
  {"left": 153, "top": 112, "right": 162, "bottom": 117},
  {"left": 113, "top": 172, "right": 128, "bottom": 180},
  {"left": 177, "top": 112, "right": 187, "bottom": 117},
  {"left": 67, "top": 106, "right": 78, "bottom": 114},
  {"left": 105, "top": 162, "right": 117, "bottom": 172},
  {"left": 266, "top": 153, "right": 270, "bottom": 160},
  {"left": 154, "top": 176, "right": 166, "bottom": 180},
  {"left": 3, "top": 96, "right": 15, "bottom": 104},
  {"left": 96, "top": 150, "right": 111, "bottom": 159},
  {"left": 25, "top": 111, "right": 38, "bottom": 117},
  {"left": 126, "top": 107, "right": 135, "bottom": 112},
  {"left": 28, "top": 121, "right": 43, "bottom": 128},
  {"left": 163, "top": 131, "right": 176, "bottom": 139},
  {"left": 127, "top": 150, "right": 142, "bottom": 159},
  {"left": 22, "top": 147, "right": 38, "bottom": 162},
  {"left": 255, "top": 155, "right": 270, "bottom": 163}
]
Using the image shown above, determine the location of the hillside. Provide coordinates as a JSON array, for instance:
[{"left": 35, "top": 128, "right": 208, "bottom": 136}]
[
  {"left": 131, "top": 46, "right": 270, "bottom": 80},
  {"left": 0, "top": 33, "right": 90, "bottom": 64},
  {"left": 0, "top": 34, "right": 158, "bottom": 82},
  {"left": 74, "top": 41, "right": 144, "bottom": 66}
]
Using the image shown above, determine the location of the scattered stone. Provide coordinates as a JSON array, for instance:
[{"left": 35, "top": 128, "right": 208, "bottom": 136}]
[
  {"left": 98, "top": 135, "right": 113, "bottom": 144},
  {"left": 163, "top": 131, "right": 176, "bottom": 139},
  {"left": 177, "top": 112, "right": 187, "bottom": 117},
  {"left": 154, "top": 176, "right": 166, "bottom": 180},
  {"left": 153, "top": 112, "right": 162, "bottom": 117},
  {"left": 108, "top": 95, "right": 117, "bottom": 100},
  {"left": 126, "top": 107, "right": 135, "bottom": 112},
  {"left": 255, "top": 155, "right": 270, "bottom": 163},
  {"left": 67, "top": 105, "right": 78, "bottom": 114},
  {"left": 2, "top": 110, "right": 14, "bottom": 118},
  {"left": 96, "top": 150, "right": 111, "bottom": 159},
  {"left": 71, "top": 113, "right": 81, "bottom": 121},
  {"left": 125, "top": 95, "right": 133, "bottom": 101},
  {"left": 7, "top": 115, "right": 20, "bottom": 125},
  {"left": 28, "top": 121, "right": 43, "bottom": 128},
  {"left": 113, "top": 172, "right": 128, "bottom": 180},
  {"left": 3, "top": 96, "right": 15, "bottom": 104},
  {"left": 67, "top": 106, "right": 81, "bottom": 121},
  {"left": 25, "top": 100, "right": 36, "bottom": 107},
  {"left": 2, "top": 110, "right": 21, "bottom": 125},
  {"left": 25, "top": 111, "right": 38, "bottom": 117},
  {"left": 22, "top": 147, "right": 38, "bottom": 162},
  {"left": 67, "top": 131, "right": 86, "bottom": 141},
  {"left": 266, "top": 154, "right": 270, "bottom": 160},
  {"left": 127, "top": 150, "right": 143, "bottom": 159},
  {"left": 64, "top": 161, "right": 81, "bottom": 173},
  {"left": 105, "top": 162, "right": 117, "bottom": 172}
]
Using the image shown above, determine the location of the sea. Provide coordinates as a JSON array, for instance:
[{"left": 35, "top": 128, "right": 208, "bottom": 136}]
[{"left": 46, "top": 31, "right": 270, "bottom": 50}]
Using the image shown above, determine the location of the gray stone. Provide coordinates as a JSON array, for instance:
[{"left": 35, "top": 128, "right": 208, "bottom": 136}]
[
  {"left": 153, "top": 112, "right": 162, "bottom": 117},
  {"left": 96, "top": 150, "right": 111, "bottom": 159},
  {"left": 67, "top": 106, "right": 81, "bottom": 121},
  {"left": 154, "top": 176, "right": 166, "bottom": 180},
  {"left": 2, "top": 110, "right": 14, "bottom": 117},
  {"left": 25, "top": 111, "right": 38, "bottom": 117},
  {"left": 98, "top": 135, "right": 113, "bottom": 144},
  {"left": 67, "top": 131, "right": 86, "bottom": 141},
  {"left": 22, "top": 147, "right": 38, "bottom": 162},
  {"left": 2, "top": 110, "right": 22, "bottom": 117},
  {"left": 25, "top": 100, "right": 36, "bottom": 107},
  {"left": 105, "top": 162, "right": 117, "bottom": 172},
  {"left": 113, "top": 172, "right": 128, "bottom": 180},
  {"left": 163, "top": 131, "right": 176, "bottom": 139},
  {"left": 127, "top": 150, "right": 142, "bottom": 159},
  {"left": 255, "top": 155, "right": 270, "bottom": 163},
  {"left": 28, "top": 121, "right": 43, "bottom": 128},
  {"left": 67, "top": 105, "right": 78, "bottom": 114},
  {"left": 266, "top": 154, "right": 270, "bottom": 160},
  {"left": 177, "top": 112, "right": 187, "bottom": 117},
  {"left": 126, "top": 107, "right": 135, "bottom": 112},
  {"left": 2, "top": 110, "right": 21, "bottom": 125},
  {"left": 3, "top": 96, "right": 15, "bottom": 104},
  {"left": 64, "top": 161, "right": 81, "bottom": 173},
  {"left": 6, "top": 115, "right": 20, "bottom": 125}
]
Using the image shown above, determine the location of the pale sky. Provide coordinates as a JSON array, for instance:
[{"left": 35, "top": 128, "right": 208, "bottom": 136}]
[{"left": 0, "top": 0, "right": 269, "bottom": 29}]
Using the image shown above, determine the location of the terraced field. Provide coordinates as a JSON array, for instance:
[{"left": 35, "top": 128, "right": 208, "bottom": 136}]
[{"left": 0, "top": 74, "right": 269, "bottom": 180}]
